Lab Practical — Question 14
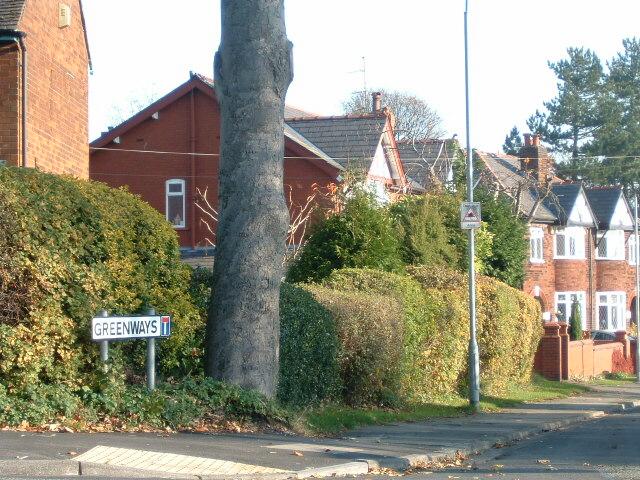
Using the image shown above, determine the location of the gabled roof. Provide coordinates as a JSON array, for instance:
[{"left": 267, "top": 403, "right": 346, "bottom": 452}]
[
  {"left": 285, "top": 115, "right": 388, "bottom": 171},
  {"left": 397, "top": 138, "right": 459, "bottom": 191},
  {"left": 476, "top": 151, "right": 556, "bottom": 223},
  {"left": 90, "top": 73, "right": 341, "bottom": 173},
  {"left": 585, "top": 187, "right": 634, "bottom": 230},
  {"left": 0, "top": 1, "right": 91, "bottom": 70},
  {"left": 544, "top": 183, "right": 597, "bottom": 227},
  {"left": 0, "top": 0, "right": 25, "bottom": 30}
]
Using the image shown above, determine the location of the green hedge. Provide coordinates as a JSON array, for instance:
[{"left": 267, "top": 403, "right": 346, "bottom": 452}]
[
  {"left": 324, "top": 267, "right": 542, "bottom": 401},
  {"left": 0, "top": 167, "right": 202, "bottom": 389}
]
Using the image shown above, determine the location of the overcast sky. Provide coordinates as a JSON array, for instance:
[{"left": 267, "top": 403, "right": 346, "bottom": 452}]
[{"left": 83, "top": 0, "right": 640, "bottom": 152}]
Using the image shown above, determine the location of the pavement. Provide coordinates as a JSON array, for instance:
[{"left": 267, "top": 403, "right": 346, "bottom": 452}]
[{"left": 0, "top": 383, "right": 639, "bottom": 478}]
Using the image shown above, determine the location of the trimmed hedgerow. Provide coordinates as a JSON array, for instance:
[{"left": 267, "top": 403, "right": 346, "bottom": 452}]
[
  {"left": 408, "top": 265, "right": 543, "bottom": 394},
  {"left": 323, "top": 269, "right": 468, "bottom": 401},
  {"left": 278, "top": 283, "right": 342, "bottom": 406},
  {"left": 304, "top": 285, "right": 404, "bottom": 407},
  {"left": 0, "top": 167, "right": 202, "bottom": 389}
]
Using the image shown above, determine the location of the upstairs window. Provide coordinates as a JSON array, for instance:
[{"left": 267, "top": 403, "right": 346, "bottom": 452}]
[
  {"left": 630, "top": 235, "right": 638, "bottom": 265},
  {"left": 596, "top": 230, "right": 625, "bottom": 260},
  {"left": 166, "top": 179, "right": 186, "bottom": 228},
  {"left": 529, "top": 227, "right": 544, "bottom": 263},
  {"left": 554, "top": 227, "right": 585, "bottom": 259}
]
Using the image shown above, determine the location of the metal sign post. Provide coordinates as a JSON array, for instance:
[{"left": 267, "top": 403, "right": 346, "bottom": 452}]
[
  {"left": 146, "top": 308, "right": 156, "bottom": 391},
  {"left": 464, "top": 0, "right": 481, "bottom": 411},
  {"left": 91, "top": 309, "right": 171, "bottom": 391}
]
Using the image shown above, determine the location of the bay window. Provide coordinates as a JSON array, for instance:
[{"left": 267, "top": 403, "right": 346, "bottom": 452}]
[
  {"left": 596, "top": 230, "right": 625, "bottom": 260},
  {"left": 555, "top": 292, "right": 586, "bottom": 328},
  {"left": 596, "top": 292, "right": 626, "bottom": 331},
  {"left": 554, "top": 227, "right": 585, "bottom": 259}
]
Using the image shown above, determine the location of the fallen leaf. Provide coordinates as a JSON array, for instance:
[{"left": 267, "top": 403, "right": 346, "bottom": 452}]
[
  {"left": 63, "top": 426, "right": 74, "bottom": 433},
  {"left": 67, "top": 451, "right": 77, "bottom": 456},
  {"left": 15, "top": 456, "right": 28, "bottom": 460},
  {"left": 292, "top": 450, "right": 304, "bottom": 457},
  {"left": 536, "top": 459, "right": 550, "bottom": 464}
]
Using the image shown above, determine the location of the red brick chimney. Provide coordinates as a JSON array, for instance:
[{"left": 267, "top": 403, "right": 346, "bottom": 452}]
[
  {"left": 372, "top": 92, "right": 382, "bottom": 113},
  {"left": 519, "top": 134, "right": 554, "bottom": 184}
]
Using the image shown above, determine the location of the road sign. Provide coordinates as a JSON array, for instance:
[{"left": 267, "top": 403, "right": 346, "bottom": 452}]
[
  {"left": 460, "top": 202, "right": 481, "bottom": 229},
  {"left": 91, "top": 315, "right": 172, "bottom": 341}
]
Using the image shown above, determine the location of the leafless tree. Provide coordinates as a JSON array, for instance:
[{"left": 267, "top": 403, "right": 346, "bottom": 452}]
[
  {"left": 343, "top": 89, "right": 445, "bottom": 141},
  {"left": 206, "top": 0, "right": 293, "bottom": 397}
]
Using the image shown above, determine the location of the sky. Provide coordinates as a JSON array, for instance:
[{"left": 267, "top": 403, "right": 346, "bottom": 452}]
[{"left": 83, "top": 0, "right": 640, "bottom": 152}]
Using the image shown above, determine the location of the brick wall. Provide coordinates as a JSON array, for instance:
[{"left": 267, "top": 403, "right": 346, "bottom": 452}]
[
  {"left": 18, "top": 0, "right": 89, "bottom": 177},
  {"left": 90, "top": 87, "right": 339, "bottom": 248},
  {"left": 0, "top": 43, "right": 20, "bottom": 166}
]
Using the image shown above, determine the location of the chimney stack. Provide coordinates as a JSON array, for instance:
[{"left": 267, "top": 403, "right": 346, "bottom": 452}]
[
  {"left": 519, "top": 133, "right": 555, "bottom": 185},
  {"left": 372, "top": 92, "right": 382, "bottom": 113}
]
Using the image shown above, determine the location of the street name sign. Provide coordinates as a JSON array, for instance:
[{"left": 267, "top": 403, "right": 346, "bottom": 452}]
[
  {"left": 460, "top": 202, "right": 482, "bottom": 229},
  {"left": 91, "top": 315, "right": 172, "bottom": 341}
]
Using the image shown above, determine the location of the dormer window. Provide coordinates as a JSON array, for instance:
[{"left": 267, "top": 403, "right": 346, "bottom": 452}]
[
  {"left": 596, "top": 230, "right": 625, "bottom": 260},
  {"left": 554, "top": 227, "right": 585, "bottom": 259}
]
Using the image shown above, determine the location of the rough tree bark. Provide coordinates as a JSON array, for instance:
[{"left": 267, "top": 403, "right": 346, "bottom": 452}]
[{"left": 206, "top": 0, "right": 293, "bottom": 397}]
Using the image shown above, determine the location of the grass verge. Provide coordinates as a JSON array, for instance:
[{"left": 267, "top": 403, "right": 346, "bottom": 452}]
[
  {"left": 297, "top": 375, "right": 591, "bottom": 435},
  {"left": 588, "top": 372, "right": 637, "bottom": 387}
]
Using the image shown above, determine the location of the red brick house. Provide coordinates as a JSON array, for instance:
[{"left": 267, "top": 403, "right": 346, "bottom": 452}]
[
  {"left": 478, "top": 134, "right": 637, "bottom": 334},
  {"left": 0, "top": 0, "right": 90, "bottom": 177},
  {"left": 90, "top": 76, "right": 408, "bottom": 253}
]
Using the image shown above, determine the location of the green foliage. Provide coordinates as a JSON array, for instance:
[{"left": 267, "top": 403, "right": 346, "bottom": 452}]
[
  {"left": 305, "top": 284, "right": 404, "bottom": 407},
  {"left": 186, "top": 269, "right": 342, "bottom": 407},
  {"left": 408, "top": 265, "right": 543, "bottom": 395},
  {"left": 278, "top": 284, "right": 342, "bottom": 406},
  {"left": 0, "top": 378, "right": 287, "bottom": 428},
  {"left": 323, "top": 267, "right": 542, "bottom": 401},
  {"left": 570, "top": 299, "right": 583, "bottom": 341},
  {"left": 503, "top": 126, "right": 524, "bottom": 156},
  {"left": 0, "top": 167, "right": 202, "bottom": 389},
  {"left": 475, "top": 189, "right": 528, "bottom": 288},
  {"left": 390, "top": 196, "right": 459, "bottom": 267},
  {"left": 286, "top": 190, "right": 403, "bottom": 283}
]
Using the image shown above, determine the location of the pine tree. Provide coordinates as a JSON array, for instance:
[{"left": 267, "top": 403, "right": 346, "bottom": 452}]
[
  {"left": 569, "top": 298, "right": 583, "bottom": 341},
  {"left": 502, "top": 126, "right": 523, "bottom": 156}
]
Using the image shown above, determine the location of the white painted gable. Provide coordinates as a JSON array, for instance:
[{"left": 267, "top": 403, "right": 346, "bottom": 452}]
[
  {"left": 368, "top": 140, "right": 392, "bottom": 179},
  {"left": 568, "top": 190, "right": 595, "bottom": 226},
  {"left": 610, "top": 196, "right": 634, "bottom": 229}
]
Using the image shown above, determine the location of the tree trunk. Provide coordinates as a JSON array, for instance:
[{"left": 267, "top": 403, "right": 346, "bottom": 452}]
[{"left": 206, "top": 0, "right": 293, "bottom": 397}]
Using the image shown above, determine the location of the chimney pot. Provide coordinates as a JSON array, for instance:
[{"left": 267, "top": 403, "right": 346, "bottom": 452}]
[
  {"left": 523, "top": 133, "right": 532, "bottom": 146},
  {"left": 532, "top": 134, "right": 541, "bottom": 147},
  {"left": 372, "top": 92, "right": 382, "bottom": 113}
]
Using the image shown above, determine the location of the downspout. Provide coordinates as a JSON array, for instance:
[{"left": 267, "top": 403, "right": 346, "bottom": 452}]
[
  {"left": 190, "top": 89, "right": 197, "bottom": 249},
  {"left": 0, "top": 31, "right": 27, "bottom": 167}
]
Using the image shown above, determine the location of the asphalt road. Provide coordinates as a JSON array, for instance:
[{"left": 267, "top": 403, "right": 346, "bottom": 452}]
[{"left": 367, "top": 409, "right": 640, "bottom": 480}]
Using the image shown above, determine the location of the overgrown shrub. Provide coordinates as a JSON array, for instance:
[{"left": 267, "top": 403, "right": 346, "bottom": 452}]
[
  {"left": 474, "top": 189, "right": 528, "bottom": 288},
  {"left": 286, "top": 190, "right": 402, "bottom": 283},
  {"left": 0, "top": 167, "right": 202, "bottom": 388},
  {"left": 304, "top": 285, "right": 404, "bottom": 407},
  {"left": 0, "top": 377, "right": 287, "bottom": 428}
]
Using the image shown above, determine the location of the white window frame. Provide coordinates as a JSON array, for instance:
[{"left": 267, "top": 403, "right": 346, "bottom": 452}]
[
  {"left": 555, "top": 291, "right": 587, "bottom": 329},
  {"left": 165, "top": 179, "right": 186, "bottom": 228},
  {"left": 554, "top": 227, "right": 585, "bottom": 260},
  {"left": 596, "top": 291, "right": 627, "bottom": 332},
  {"left": 595, "top": 230, "right": 625, "bottom": 260},
  {"left": 529, "top": 227, "right": 544, "bottom": 263},
  {"left": 630, "top": 234, "right": 638, "bottom": 266}
]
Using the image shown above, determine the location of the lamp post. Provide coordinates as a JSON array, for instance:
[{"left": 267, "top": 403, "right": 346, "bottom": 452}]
[
  {"left": 635, "top": 196, "right": 640, "bottom": 383},
  {"left": 464, "top": 0, "right": 480, "bottom": 410}
]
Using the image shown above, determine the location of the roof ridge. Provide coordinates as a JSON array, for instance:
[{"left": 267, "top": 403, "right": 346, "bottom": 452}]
[{"left": 287, "top": 113, "right": 387, "bottom": 122}]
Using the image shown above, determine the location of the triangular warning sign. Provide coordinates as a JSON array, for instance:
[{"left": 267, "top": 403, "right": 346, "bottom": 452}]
[{"left": 464, "top": 209, "right": 479, "bottom": 222}]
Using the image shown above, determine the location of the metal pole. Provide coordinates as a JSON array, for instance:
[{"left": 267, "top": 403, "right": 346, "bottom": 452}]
[
  {"left": 99, "top": 309, "right": 109, "bottom": 364},
  {"left": 146, "top": 307, "right": 156, "bottom": 391},
  {"left": 464, "top": 0, "right": 480, "bottom": 410},
  {"left": 634, "top": 196, "right": 640, "bottom": 383}
]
